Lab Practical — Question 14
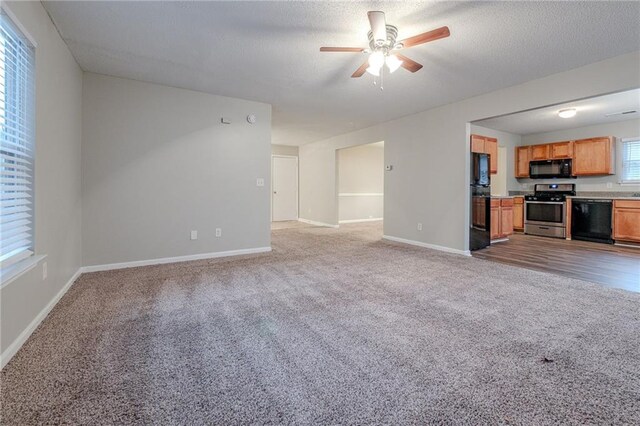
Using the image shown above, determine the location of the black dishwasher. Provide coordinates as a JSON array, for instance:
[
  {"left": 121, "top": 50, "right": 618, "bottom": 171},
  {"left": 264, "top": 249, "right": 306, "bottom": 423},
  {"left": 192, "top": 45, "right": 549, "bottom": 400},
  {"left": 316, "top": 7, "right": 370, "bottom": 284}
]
[{"left": 571, "top": 199, "right": 613, "bottom": 244}]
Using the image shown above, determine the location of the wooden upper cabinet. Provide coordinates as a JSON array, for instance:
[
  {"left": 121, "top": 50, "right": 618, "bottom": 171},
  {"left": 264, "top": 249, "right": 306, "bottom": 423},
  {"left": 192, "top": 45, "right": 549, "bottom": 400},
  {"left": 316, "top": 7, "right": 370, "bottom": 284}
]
[
  {"left": 471, "top": 135, "right": 485, "bottom": 153},
  {"left": 515, "top": 146, "right": 530, "bottom": 178},
  {"left": 485, "top": 137, "right": 498, "bottom": 175},
  {"left": 471, "top": 134, "right": 498, "bottom": 174},
  {"left": 530, "top": 144, "right": 550, "bottom": 160},
  {"left": 550, "top": 141, "right": 573, "bottom": 159},
  {"left": 573, "top": 137, "right": 614, "bottom": 176}
]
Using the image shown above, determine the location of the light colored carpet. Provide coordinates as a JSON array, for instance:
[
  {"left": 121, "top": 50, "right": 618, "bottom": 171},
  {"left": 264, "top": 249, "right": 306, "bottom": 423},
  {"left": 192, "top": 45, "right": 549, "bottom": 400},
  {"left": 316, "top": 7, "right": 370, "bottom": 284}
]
[{"left": 2, "top": 222, "right": 639, "bottom": 425}]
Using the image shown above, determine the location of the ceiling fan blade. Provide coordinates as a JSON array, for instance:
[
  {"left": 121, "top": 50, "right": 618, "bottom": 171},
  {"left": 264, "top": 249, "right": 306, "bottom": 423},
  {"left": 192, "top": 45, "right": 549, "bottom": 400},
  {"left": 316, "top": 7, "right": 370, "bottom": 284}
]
[
  {"left": 351, "top": 61, "right": 369, "bottom": 78},
  {"left": 395, "top": 54, "right": 423, "bottom": 73},
  {"left": 368, "top": 11, "right": 387, "bottom": 45},
  {"left": 399, "top": 26, "right": 450, "bottom": 48},
  {"left": 320, "top": 47, "right": 365, "bottom": 52}
]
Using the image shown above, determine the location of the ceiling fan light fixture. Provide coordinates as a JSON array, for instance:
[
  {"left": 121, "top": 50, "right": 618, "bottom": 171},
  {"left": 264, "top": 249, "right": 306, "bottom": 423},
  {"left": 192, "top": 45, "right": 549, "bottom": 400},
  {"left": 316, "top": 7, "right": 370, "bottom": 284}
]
[
  {"left": 558, "top": 108, "right": 577, "bottom": 118},
  {"left": 385, "top": 54, "right": 402, "bottom": 73},
  {"left": 368, "top": 51, "right": 385, "bottom": 69},
  {"left": 365, "top": 66, "right": 380, "bottom": 77}
]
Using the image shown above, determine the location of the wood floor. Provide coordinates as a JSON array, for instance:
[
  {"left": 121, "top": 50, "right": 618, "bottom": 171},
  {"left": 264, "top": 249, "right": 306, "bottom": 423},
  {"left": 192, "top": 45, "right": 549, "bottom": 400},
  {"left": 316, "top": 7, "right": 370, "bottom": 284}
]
[{"left": 473, "top": 233, "right": 640, "bottom": 293}]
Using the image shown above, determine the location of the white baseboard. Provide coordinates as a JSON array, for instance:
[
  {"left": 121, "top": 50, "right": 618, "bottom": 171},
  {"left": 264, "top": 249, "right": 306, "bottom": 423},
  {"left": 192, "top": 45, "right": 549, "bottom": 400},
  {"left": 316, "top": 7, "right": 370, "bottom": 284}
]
[
  {"left": 382, "top": 235, "right": 471, "bottom": 257},
  {"left": 339, "top": 218, "right": 383, "bottom": 224},
  {"left": 1, "top": 268, "right": 82, "bottom": 370},
  {"left": 298, "top": 218, "right": 339, "bottom": 228},
  {"left": 82, "top": 247, "right": 273, "bottom": 273}
]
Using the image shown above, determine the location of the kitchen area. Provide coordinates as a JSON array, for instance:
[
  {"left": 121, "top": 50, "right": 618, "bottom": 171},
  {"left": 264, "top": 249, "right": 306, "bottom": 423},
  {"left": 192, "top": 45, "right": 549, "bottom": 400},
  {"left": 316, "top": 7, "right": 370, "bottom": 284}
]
[{"left": 469, "top": 89, "right": 640, "bottom": 292}]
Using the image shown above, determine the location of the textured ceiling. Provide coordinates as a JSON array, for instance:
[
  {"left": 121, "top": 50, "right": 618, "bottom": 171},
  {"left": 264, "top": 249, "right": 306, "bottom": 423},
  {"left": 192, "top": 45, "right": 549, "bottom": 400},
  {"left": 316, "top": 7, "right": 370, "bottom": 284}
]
[
  {"left": 42, "top": 1, "right": 640, "bottom": 145},
  {"left": 474, "top": 89, "right": 640, "bottom": 135}
]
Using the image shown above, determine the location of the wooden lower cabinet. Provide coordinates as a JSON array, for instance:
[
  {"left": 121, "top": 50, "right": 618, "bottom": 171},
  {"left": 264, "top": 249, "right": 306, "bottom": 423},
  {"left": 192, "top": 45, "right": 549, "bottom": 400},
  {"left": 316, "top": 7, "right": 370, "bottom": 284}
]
[
  {"left": 491, "top": 198, "right": 514, "bottom": 240},
  {"left": 490, "top": 200, "right": 501, "bottom": 240},
  {"left": 513, "top": 196, "right": 524, "bottom": 230},
  {"left": 613, "top": 200, "right": 640, "bottom": 243},
  {"left": 472, "top": 196, "right": 487, "bottom": 227}
]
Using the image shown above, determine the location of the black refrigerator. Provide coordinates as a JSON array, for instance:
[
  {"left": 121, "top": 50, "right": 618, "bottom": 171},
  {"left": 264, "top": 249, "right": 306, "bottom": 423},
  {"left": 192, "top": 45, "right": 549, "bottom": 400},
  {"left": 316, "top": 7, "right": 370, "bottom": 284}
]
[{"left": 470, "top": 153, "right": 491, "bottom": 250}]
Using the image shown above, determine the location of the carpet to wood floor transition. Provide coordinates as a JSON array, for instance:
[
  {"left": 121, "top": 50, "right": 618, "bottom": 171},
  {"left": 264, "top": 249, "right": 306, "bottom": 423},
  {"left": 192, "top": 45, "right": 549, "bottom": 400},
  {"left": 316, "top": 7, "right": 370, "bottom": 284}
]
[{"left": 1, "top": 222, "right": 639, "bottom": 425}]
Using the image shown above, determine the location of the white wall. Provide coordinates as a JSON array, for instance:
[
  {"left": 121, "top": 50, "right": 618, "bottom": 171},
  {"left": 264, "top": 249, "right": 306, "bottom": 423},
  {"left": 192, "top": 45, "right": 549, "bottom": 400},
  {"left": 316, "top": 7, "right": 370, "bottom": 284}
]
[
  {"left": 470, "top": 124, "right": 522, "bottom": 196},
  {"left": 0, "top": 2, "right": 83, "bottom": 356},
  {"left": 82, "top": 73, "right": 272, "bottom": 267},
  {"left": 338, "top": 143, "right": 384, "bottom": 222},
  {"left": 272, "top": 144, "right": 298, "bottom": 157},
  {"left": 299, "top": 52, "right": 640, "bottom": 253},
  {"left": 515, "top": 118, "right": 640, "bottom": 192}
]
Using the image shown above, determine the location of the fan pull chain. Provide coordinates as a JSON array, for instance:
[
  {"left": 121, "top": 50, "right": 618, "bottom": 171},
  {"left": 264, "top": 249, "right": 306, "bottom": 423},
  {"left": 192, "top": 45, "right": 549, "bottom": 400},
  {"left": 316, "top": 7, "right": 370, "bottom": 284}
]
[{"left": 380, "top": 67, "right": 384, "bottom": 90}]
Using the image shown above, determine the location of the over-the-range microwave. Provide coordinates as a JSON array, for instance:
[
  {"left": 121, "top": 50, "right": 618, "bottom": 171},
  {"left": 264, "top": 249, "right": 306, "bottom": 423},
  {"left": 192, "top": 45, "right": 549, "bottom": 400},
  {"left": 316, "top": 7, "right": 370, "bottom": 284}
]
[{"left": 529, "top": 159, "right": 573, "bottom": 179}]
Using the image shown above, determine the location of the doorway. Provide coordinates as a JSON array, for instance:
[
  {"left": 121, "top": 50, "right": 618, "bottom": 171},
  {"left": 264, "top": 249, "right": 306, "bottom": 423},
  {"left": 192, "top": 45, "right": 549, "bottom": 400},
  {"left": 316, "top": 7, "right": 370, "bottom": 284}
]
[
  {"left": 337, "top": 141, "right": 384, "bottom": 225},
  {"left": 272, "top": 155, "right": 298, "bottom": 222}
]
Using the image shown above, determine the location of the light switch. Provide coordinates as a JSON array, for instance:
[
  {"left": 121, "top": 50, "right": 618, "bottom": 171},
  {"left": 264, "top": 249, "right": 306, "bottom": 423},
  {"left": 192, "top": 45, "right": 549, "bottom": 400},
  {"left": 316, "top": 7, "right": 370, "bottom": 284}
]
[
  {"left": 257, "top": 178, "right": 265, "bottom": 187},
  {"left": 190, "top": 230, "right": 198, "bottom": 240}
]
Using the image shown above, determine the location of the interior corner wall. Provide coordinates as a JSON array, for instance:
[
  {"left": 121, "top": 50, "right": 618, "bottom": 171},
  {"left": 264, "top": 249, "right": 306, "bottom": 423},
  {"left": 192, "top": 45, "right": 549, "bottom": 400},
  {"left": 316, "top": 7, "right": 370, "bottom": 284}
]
[
  {"left": 0, "top": 2, "right": 83, "bottom": 356},
  {"left": 299, "top": 51, "right": 640, "bottom": 253},
  {"left": 338, "top": 143, "right": 384, "bottom": 222},
  {"left": 81, "top": 73, "right": 272, "bottom": 267}
]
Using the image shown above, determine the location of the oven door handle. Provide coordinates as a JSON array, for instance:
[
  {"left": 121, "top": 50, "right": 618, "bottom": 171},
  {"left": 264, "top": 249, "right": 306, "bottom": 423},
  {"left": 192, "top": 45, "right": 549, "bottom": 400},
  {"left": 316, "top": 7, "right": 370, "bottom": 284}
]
[{"left": 525, "top": 201, "right": 566, "bottom": 205}]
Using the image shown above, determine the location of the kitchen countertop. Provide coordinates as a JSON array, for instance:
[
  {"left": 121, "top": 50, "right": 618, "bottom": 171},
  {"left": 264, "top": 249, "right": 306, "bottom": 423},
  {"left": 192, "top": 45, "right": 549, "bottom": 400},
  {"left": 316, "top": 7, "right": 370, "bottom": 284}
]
[
  {"left": 510, "top": 191, "right": 640, "bottom": 200},
  {"left": 490, "top": 195, "right": 514, "bottom": 199},
  {"left": 568, "top": 196, "right": 640, "bottom": 201}
]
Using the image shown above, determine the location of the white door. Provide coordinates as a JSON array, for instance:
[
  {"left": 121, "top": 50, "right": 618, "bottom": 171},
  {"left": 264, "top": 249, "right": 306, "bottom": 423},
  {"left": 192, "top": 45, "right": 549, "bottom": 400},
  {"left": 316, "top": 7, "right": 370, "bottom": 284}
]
[{"left": 272, "top": 156, "right": 298, "bottom": 221}]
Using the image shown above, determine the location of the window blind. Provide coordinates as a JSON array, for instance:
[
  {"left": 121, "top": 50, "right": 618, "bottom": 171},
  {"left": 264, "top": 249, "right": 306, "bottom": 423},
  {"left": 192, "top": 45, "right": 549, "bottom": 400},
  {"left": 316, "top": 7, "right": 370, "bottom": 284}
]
[
  {"left": 0, "top": 9, "right": 35, "bottom": 270},
  {"left": 621, "top": 139, "right": 640, "bottom": 184}
]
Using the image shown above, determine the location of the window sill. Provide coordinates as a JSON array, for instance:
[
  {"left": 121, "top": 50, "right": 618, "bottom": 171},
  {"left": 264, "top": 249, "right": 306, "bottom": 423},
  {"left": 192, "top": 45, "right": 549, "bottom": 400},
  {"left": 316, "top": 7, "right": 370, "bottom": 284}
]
[{"left": 1, "top": 255, "right": 47, "bottom": 289}]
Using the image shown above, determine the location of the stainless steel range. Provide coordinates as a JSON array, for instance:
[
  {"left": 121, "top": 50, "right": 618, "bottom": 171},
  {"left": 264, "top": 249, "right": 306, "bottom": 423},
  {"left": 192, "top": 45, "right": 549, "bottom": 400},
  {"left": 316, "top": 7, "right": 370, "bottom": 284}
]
[{"left": 524, "top": 184, "right": 576, "bottom": 238}]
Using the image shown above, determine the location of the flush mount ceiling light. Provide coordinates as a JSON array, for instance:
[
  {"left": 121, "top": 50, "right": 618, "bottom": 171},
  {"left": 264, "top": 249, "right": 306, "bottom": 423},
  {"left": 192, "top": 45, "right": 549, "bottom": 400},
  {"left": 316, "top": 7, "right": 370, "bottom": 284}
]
[
  {"left": 558, "top": 108, "right": 577, "bottom": 118},
  {"left": 320, "top": 11, "right": 451, "bottom": 89}
]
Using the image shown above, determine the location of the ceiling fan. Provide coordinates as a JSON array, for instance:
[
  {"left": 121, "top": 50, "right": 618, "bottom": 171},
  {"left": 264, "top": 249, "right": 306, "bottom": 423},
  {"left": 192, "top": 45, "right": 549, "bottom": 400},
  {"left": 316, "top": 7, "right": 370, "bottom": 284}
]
[{"left": 320, "top": 11, "right": 450, "bottom": 81}]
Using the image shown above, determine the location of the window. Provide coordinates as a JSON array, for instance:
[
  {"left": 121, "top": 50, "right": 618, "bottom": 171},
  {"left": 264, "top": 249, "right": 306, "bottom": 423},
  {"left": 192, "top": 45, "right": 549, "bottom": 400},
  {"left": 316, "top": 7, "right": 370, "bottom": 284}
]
[
  {"left": 621, "top": 138, "right": 640, "bottom": 184},
  {"left": 0, "top": 9, "right": 35, "bottom": 272}
]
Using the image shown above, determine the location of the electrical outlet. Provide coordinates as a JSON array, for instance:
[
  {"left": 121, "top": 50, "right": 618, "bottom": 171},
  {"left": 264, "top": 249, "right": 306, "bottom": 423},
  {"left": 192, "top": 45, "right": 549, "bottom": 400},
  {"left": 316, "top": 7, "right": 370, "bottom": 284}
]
[
  {"left": 606, "top": 182, "right": 613, "bottom": 189},
  {"left": 256, "top": 178, "right": 265, "bottom": 187},
  {"left": 215, "top": 228, "right": 222, "bottom": 237},
  {"left": 42, "top": 262, "right": 47, "bottom": 280},
  {"left": 522, "top": 183, "right": 529, "bottom": 189},
  {"left": 417, "top": 223, "right": 423, "bottom": 231},
  {"left": 190, "top": 230, "right": 198, "bottom": 240}
]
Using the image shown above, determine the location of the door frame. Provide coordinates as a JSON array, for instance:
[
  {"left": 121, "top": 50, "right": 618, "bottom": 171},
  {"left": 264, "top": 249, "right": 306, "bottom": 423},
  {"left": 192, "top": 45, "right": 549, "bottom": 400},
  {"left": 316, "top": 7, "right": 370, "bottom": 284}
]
[{"left": 271, "top": 154, "right": 299, "bottom": 222}]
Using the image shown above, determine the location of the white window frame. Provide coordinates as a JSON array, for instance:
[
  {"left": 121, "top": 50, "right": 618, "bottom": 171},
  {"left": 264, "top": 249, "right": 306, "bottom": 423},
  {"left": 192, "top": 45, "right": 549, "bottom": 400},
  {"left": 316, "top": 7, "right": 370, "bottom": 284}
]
[
  {"left": 618, "top": 137, "right": 640, "bottom": 185},
  {"left": 0, "top": 3, "right": 40, "bottom": 287}
]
